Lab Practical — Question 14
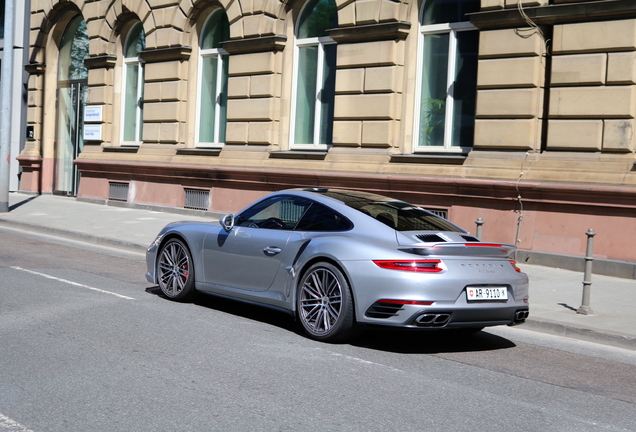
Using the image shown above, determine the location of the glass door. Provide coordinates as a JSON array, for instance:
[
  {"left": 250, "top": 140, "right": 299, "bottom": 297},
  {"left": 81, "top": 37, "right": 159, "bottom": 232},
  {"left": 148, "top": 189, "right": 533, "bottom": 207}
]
[
  {"left": 54, "top": 81, "right": 86, "bottom": 195},
  {"left": 54, "top": 15, "right": 88, "bottom": 196}
]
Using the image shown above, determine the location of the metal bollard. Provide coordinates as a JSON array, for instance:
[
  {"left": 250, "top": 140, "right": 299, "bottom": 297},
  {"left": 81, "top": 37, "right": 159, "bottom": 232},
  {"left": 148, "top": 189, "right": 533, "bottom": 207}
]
[
  {"left": 475, "top": 217, "right": 484, "bottom": 240},
  {"left": 577, "top": 228, "right": 596, "bottom": 315}
]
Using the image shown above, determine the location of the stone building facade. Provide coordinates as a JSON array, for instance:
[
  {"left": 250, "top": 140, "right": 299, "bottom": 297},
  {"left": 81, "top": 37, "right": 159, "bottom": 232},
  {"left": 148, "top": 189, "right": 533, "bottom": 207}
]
[{"left": 17, "top": 0, "right": 636, "bottom": 268}]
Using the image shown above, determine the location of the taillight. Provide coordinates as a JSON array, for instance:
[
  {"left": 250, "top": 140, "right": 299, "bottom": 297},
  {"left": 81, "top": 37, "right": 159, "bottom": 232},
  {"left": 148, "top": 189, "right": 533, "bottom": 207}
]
[
  {"left": 373, "top": 259, "right": 443, "bottom": 272},
  {"left": 509, "top": 260, "right": 522, "bottom": 273},
  {"left": 377, "top": 299, "right": 435, "bottom": 306}
]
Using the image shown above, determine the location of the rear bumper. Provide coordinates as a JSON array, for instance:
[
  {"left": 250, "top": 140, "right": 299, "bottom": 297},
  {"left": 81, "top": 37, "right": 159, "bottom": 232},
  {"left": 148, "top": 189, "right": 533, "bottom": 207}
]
[{"left": 341, "top": 259, "right": 530, "bottom": 329}]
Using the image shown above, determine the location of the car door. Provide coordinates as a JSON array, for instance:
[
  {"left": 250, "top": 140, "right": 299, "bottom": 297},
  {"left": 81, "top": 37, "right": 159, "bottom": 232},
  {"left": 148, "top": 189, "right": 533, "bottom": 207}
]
[{"left": 202, "top": 196, "right": 311, "bottom": 292}]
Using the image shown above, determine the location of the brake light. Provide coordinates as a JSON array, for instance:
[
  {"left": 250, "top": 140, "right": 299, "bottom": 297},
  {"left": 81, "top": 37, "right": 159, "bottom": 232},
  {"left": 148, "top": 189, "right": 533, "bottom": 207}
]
[
  {"left": 373, "top": 259, "right": 443, "bottom": 272},
  {"left": 509, "top": 260, "right": 522, "bottom": 273},
  {"left": 465, "top": 243, "right": 503, "bottom": 247},
  {"left": 377, "top": 299, "right": 435, "bottom": 306}
]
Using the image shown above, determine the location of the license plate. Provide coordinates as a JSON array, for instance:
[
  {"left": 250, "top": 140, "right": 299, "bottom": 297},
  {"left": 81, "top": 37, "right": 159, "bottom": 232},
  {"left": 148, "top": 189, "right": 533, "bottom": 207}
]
[{"left": 466, "top": 286, "right": 508, "bottom": 302}]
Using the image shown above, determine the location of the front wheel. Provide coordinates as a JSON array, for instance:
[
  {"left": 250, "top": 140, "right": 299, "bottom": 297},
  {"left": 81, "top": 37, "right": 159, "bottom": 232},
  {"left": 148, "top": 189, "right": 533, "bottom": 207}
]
[
  {"left": 297, "top": 262, "right": 355, "bottom": 342},
  {"left": 157, "top": 238, "right": 196, "bottom": 301}
]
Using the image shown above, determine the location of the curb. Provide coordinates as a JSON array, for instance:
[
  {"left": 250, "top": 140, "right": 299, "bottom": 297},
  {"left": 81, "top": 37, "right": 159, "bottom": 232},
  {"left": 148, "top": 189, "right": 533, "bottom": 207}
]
[
  {"left": 0, "top": 219, "right": 148, "bottom": 254},
  {"left": 524, "top": 317, "right": 636, "bottom": 351}
]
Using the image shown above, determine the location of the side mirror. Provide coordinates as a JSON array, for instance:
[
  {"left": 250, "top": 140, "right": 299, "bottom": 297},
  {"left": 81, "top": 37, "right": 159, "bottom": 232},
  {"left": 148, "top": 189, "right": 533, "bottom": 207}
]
[{"left": 219, "top": 214, "right": 234, "bottom": 232}]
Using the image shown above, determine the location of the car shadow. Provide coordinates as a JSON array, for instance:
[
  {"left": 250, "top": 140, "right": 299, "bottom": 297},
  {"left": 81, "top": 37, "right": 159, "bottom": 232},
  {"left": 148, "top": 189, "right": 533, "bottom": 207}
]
[
  {"left": 145, "top": 286, "right": 516, "bottom": 354},
  {"left": 145, "top": 286, "right": 298, "bottom": 333},
  {"left": 349, "top": 328, "right": 516, "bottom": 354}
]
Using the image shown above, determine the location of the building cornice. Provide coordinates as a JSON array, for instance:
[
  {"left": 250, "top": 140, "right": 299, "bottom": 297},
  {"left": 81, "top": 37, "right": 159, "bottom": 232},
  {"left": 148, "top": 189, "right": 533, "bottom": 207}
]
[
  {"left": 471, "top": 0, "right": 636, "bottom": 30},
  {"left": 84, "top": 55, "right": 117, "bottom": 69},
  {"left": 25, "top": 62, "right": 45, "bottom": 75},
  {"left": 139, "top": 46, "right": 192, "bottom": 63},
  {"left": 74, "top": 159, "right": 636, "bottom": 211},
  {"left": 222, "top": 35, "right": 287, "bottom": 54},
  {"left": 329, "top": 22, "right": 411, "bottom": 43}
]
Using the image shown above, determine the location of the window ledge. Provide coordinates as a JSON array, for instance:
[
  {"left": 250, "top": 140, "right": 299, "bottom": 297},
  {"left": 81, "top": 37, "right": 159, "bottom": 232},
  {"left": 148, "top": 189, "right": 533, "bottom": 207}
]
[
  {"left": 269, "top": 150, "right": 328, "bottom": 160},
  {"left": 390, "top": 153, "right": 468, "bottom": 164},
  {"left": 103, "top": 146, "right": 140, "bottom": 153},
  {"left": 176, "top": 148, "right": 222, "bottom": 156}
]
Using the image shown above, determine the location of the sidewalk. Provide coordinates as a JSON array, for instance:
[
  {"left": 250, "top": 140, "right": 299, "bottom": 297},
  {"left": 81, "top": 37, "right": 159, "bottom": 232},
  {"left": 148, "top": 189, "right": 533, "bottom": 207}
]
[{"left": 1, "top": 192, "right": 634, "bottom": 351}]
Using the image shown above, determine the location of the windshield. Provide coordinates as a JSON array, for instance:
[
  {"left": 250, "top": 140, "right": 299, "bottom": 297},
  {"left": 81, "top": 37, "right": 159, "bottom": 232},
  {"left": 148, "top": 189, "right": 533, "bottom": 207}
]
[{"left": 307, "top": 189, "right": 464, "bottom": 232}]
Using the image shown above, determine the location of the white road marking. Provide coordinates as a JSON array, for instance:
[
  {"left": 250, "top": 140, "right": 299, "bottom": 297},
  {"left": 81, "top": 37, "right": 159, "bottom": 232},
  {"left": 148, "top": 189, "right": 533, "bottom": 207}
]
[
  {"left": 0, "top": 413, "right": 35, "bottom": 432},
  {"left": 11, "top": 266, "right": 135, "bottom": 300},
  {"left": 328, "top": 352, "right": 404, "bottom": 373}
]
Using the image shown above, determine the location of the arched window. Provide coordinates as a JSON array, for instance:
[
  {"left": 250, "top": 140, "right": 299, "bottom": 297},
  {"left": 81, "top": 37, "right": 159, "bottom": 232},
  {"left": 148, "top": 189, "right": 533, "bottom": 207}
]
[
  {"left": 197, "top": 10, "right": 230, "bottom": 147},
  {"left": 415, "top": 0, "right": 479, "bottom": 151},
  {"left": 291, "top": 0, "right": 337, "bottom": 148},
  {"left": 122, "top": 22, "right": 145, "bottom": 144}
]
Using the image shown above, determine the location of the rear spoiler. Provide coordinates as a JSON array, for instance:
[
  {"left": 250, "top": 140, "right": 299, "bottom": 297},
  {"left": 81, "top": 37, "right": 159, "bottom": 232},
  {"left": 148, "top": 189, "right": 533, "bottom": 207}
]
[{"left": 399, "top": 242, "right": 517, "bottom": 258}]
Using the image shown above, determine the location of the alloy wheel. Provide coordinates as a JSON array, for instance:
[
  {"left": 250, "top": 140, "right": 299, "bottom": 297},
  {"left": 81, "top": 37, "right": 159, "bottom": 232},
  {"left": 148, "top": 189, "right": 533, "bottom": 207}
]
[{"left": 158, "top": 239, "right": 194, "bottom": 300}]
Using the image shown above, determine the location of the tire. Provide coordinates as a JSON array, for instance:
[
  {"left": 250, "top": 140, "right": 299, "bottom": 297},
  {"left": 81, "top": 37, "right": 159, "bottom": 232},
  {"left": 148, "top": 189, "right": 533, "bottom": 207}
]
[
  {"left": 157, "top": 238, "right": 196, "bottom": 301},
  {"left": 297, "top": 262, "right": 355, "bottom": 342}
]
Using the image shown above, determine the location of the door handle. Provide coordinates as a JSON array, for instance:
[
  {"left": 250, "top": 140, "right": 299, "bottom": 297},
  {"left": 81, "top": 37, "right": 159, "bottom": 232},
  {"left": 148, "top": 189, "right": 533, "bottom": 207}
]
[{"left": 263, "top": 247, "right": 282, "bottom": 256}]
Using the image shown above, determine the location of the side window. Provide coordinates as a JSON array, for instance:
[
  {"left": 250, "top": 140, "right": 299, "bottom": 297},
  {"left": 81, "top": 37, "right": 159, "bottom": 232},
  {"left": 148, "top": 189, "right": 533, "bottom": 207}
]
[
  {"left": 236, "top": 197, "right": 312, "bottom": 230},
  {"left": 296, "top": 202, "right": 352, "bottom": 232}
]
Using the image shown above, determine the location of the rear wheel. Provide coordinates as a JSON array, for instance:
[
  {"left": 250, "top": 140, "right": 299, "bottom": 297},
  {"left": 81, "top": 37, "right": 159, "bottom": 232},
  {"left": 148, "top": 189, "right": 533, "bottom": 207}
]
[
  {"left": 157, "top": 238, "right": 195, "bottom": 301},
  {"left": 297, "top": 262, "right": 355, "bottom": 342}
]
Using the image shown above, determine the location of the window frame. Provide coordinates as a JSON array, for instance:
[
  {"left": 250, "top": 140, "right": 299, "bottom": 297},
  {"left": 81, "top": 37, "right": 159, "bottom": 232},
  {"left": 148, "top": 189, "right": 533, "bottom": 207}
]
[
  {"left": 235, "top": 196, "right": 313, "bottom": 230},
  {"left": 195, "top": 10, "right": 229, "bottom": 148},
  {"left": 413, "top": 17, "right": 477, "bottom": 153},
  {"left": 121, "top": 22, "right": 145, "bottom": 146},
  {"left": 289, "top": 2, "right": 337, "bottom": 151}
]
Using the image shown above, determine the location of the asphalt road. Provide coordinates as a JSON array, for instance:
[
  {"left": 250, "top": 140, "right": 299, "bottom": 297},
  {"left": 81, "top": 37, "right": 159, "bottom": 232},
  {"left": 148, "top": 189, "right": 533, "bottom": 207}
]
[{"left": 1, "top": 230, "right": 635, "bottom": 432}]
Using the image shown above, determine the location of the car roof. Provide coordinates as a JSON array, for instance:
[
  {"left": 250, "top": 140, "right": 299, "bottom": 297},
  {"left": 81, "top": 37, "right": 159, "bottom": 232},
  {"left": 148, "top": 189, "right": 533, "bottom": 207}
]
[{"left": 291, "top": 188, "right": 397, "bottom": 206}]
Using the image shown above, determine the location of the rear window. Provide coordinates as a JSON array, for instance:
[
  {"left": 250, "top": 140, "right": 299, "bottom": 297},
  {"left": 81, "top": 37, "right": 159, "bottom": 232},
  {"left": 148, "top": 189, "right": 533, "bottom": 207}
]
[
  {"left": 308, "top": 189, "right": 463, "bottom": 232},
  {"left": 354, "top": 201, "right": 462, "bottom": 232}
]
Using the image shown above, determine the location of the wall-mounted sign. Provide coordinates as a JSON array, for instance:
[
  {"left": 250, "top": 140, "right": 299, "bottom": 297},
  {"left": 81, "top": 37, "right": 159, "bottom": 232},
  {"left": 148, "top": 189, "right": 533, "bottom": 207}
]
[
  {"left": 84, "top": 105, "right": 103, "bottom": 122},
  {"left": 83, "top": 124, "right": 102, "bottom": 141}
]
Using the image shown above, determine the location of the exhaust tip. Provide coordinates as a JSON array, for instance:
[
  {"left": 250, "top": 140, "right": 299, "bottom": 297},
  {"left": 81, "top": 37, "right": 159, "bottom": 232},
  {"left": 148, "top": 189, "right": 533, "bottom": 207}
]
[
  {"left": 514, "top": 309, "right": 529, "bottom": 322},
  {"left": 415, "top": 313, "right": 451, "bottom": 327}
]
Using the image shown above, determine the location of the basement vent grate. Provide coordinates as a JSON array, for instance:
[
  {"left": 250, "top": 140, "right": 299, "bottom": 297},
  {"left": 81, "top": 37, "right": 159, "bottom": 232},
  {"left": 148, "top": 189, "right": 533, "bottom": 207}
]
[
  {"left": 109, "top": 182, "right": 129, "bottom": 202},
  {"left": 184, "top": 189, "right": 210, "bottom": 211},
  {"left": 425, "top": 208, "right": 448, "bottom": 219}
]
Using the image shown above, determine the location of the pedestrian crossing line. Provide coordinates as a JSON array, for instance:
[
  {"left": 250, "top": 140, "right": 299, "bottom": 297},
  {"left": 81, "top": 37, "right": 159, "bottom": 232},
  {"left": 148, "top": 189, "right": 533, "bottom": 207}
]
[{"left": 11, "top": 266, "right": 136, "bottom": 300}]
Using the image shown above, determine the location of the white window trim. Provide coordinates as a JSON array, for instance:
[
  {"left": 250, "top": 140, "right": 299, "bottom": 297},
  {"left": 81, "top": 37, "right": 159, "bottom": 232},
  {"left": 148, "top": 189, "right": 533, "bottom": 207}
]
[
  {"left": 121, "top": 50, "right": 144, "bottom": 146},
  {"left": 289, "top": 35, "right": 335, "bottom": 150},
  {"left": 413, "top": 21, "right": 476, "bottom": 153},
  {"left": 195, "top": 45, "right": 228, "bottom": 148}
]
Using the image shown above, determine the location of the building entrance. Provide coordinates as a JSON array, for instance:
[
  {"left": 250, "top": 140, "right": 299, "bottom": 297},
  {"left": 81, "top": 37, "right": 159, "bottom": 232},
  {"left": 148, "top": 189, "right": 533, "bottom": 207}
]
[
  {"left": 53, "top": 15, "right": 88, "bottom": 196},
  {"left": 54, "top": 80, "right": 86, "bottom": 195}
]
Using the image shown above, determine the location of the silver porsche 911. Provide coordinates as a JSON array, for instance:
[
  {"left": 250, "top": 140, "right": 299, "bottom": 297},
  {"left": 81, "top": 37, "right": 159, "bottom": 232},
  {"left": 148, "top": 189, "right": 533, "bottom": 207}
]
[{"left": 146, "top": 188, "right": 529, "bottom": 342}]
